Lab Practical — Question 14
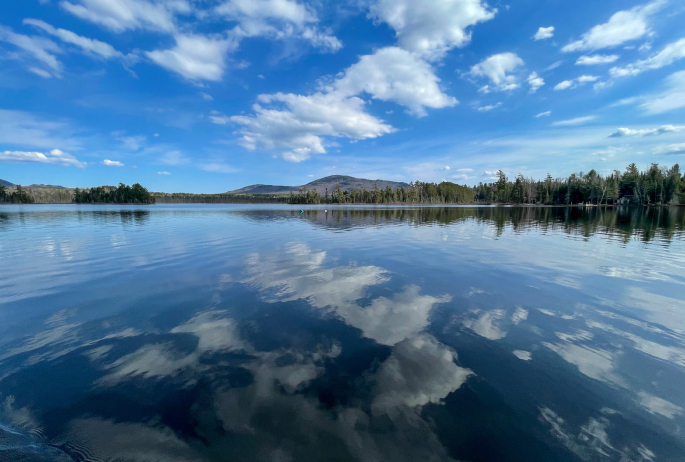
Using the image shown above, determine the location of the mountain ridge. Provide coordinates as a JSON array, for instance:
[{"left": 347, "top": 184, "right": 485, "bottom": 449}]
[{"left": 226, "top": 175, "right": 410, "bottom": 195}]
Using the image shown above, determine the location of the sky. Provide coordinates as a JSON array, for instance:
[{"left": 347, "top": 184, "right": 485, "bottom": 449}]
[{"left": 1, "top": 0, "right": 684, "bottom": 193}]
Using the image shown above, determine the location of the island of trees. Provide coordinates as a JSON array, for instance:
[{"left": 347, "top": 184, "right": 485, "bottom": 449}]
[
  {"left": 73, "top": 183, "right": 155, "bottom": 204},
  {"left": 287, "top": 163, "right": 685, "bottom": 206}
]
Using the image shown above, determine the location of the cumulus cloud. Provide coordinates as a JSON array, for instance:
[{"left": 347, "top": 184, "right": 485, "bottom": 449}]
[
  {"left": 470, "top": 52, "right": 524, "bottom": 93},
  {"left": 609, "top": 38, "right": 685, "bottom": 78},
  {"left": 60, "top": 0, "right": 190, "bottom": 33},
  {"left": 158, "top": 171, "right": 171, "bottom": 175},
  {"left": 229, "top": 92, "right": 395, "bottom": 162},
  {"left": 368, "top": 0, "right": 496, "bottom": 60},
  {"left": 217, "top": 0, "right": 342, "bottom": 52},
  {"left": 0, "top": 149, "right": 86, "bottom": 167},
  {"left": 553, "top": 75, "right": 599, "bottom": 90},
  {"left": 640, "top": 70, "right": 685, "bottom": 114},
  {"left": 533, "top": 26, "right": 554, "bottom": 41},
  {"left": 527, "top": 72, "right": 545, "bottom": 93},
  {"left": 226, "top": 46, "right": 456, "bottom": 161},
  {"left": 146, "top": 34, "right": 237, "bottom": 81},
  {"left": 576, "top": 54, "right": 619, "bottom": 65},
  {"left": 102, "top": 159, "right": 124, "bottom": 166},
  {"left": 332, "top": 47, "right": 458, "bottom": 116},
  {"left": 23, "top": 19, "right": 127, "bottom": 60},
  {"left": 535, "top": 111, "right": 551, "bottom": 117},
  {"left": 477, "top": 102, "right": 502, "bottom": 112},
  {"left": 561, "top": 1, "right": 664, "bottom": 52},
  {"left": 608, "top": 125, "right": 685, "bottom": 137},
  {"left": 552, "top": 115, "right": 597, "bottom": 126},
  {"left": 0, "top": 25, "right": 62, "bottom": 77}
]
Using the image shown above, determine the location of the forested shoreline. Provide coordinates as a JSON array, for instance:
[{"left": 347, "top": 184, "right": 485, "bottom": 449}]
[
  {"left": 288, "top": 163, "right": 685, "bottom": 205},
  {"left": 2, "top": 163, "right": 684, "bottom": 205}
]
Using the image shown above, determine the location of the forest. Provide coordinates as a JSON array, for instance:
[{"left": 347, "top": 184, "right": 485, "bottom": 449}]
[
  {"left": 287, "top": 163, "right": 685, "bottom": 205},
  {"left": 0, "top": 185, "right": 34, "bottom": 203},
  {"left": 73, "top": 183, "right": 155, "bottom": 204},
  {"left": 288, "top": 181, "right": 474, "bottom": 204}
]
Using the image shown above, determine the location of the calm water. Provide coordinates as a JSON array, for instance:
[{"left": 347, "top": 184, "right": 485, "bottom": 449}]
[{"left": 1, "top": 205, "right": 685, "bottom": 462}]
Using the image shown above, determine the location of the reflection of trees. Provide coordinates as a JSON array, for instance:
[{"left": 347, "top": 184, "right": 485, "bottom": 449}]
[{"left": 232, "top": 206, "right": 685, "bottom": 243}]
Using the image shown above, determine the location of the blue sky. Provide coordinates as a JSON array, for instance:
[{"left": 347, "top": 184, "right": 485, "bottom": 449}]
[{"left": 1, "top": 0, "right": 684, "bottom": 192}]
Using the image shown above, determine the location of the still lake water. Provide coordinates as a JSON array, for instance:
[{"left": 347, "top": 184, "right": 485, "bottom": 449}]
[{"left": 1, "top": 204, "right": 685, "bottom": 462}]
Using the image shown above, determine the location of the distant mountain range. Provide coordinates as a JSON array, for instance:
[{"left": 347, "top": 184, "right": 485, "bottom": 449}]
[
  {"left": 227, "top": 175, "right": 410, "bottom": 195},
  {"left": 0, "top": 179, "right": 65, "bottom": 189}
]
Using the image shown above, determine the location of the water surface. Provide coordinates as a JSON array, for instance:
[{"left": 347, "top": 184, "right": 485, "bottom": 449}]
[{"left": 1, "top": 204, "right": 684, "bottom": 462}]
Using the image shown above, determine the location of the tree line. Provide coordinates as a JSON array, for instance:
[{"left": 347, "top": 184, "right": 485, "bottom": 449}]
[
  {"left": 475, "top": 163, "right": 684, "bottom": 205},
  {"left": 287, "top": 181, "right": 474, "bottom": 204},
  {"left": 73, "top": 183, "right": 155, "bottom": 204},
  {"left": 286, "top": 163, "right": 684, "bottom": 205},
  {"left": 0, "top": 185, "right": 34, "bottom": 203}
]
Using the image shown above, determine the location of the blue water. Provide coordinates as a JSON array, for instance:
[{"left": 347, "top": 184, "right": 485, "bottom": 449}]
[{"left": 1, "top": 204, "right": 684, "bottom": 461}]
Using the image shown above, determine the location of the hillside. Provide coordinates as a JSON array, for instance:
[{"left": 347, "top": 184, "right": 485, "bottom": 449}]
[
  {"left": 0, "top": 178, "right": 15, "bottom": 188},
  {"left": 227, "top": 175, "right": 410, "bottom": 195}
]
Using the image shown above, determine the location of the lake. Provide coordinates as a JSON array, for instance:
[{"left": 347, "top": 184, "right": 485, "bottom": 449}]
[{"left": 1, "top": 204, "right": 684, "bottom": 462}]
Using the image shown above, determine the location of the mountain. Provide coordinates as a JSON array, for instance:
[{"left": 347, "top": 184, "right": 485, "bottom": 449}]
[
  {"left": 0, "top": 179, "right": 15, "bottom": 188},
  {"left": 26, "top": 184, "right": 66, "bottom": 189},
  {"left": 227, "top": 175, "right": 410, "bottom": 195}
]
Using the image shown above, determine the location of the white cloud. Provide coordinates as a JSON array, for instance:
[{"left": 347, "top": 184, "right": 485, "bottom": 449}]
[
  {"left": 159, "top": 150, "right": 190, "bottom": 165},
  {"left": 230, "top": 92, "right": 395, "bottom": 162},
  {"left": 332, "top": 47, "right": 458, "bottom": 116},
  {"left": 158, "top": 171, "right": 171, "bottom": 175},
  {"left": 527, "top": 72, "right": 544, "bottom": 93},
  {"left": 552, "top": 115, "right": 597, "bottom": 126},
  {"left": 116, "top": 134, "right": 146, "bottom": 150},
  {"left": 102, "top": 159, "right": 124, "bottom": 166},
  {"left": 0, "top": 149, "right": 86, "bottom": 167},
  {"left": 533, "top": 26, "right": 554, "bottom": 41},
  {"left": 608, "top": 125, "right": 685, "bottom": 137},
  {"left": 227, "top": 46, "right": 456, "bottom": 161},
  {"left": 553, "top": 75, "right": 599, "bottom": 90},
  {"left": 146, "top": 34, "right": 237, "bottom": 81},
  {"left": 470, "top": 52, "right": 524, "bottom": 92},
  {"left": 0, "top": 26, "right": 62, "bottom": 77},
  {"left": 29, "top": 67, "right": 53, "bottom": 78},
  {"left": 23, "top": 19, "right": 126, "bottom": 60},
  {"left": 477, "top": 102, "right": 502, "bottom": 112},
  {"left": 535, "top": 111, "right": 551, "bottom": 117},
  {"left": 200, "top": 162, "right": 239, "bottom": 173},
  {"left": 640, "top": 70, "right": 685, "bottom": 114},
  {"left": 369, "top": 0, "right": 496, "bottom": 60},
  {"left": 554, "top": 80, "right": 574, "bottom": 90},
  {"left": 609, "top": 38, "right": 685, "bottom": 78},
  {"left": 654, "top": 143, "right": 685, "bottom": 155},
  {"left": 60, "top": 0, "right": 190, "bottom": 33},
  {"left": 561, "top": 1, "right": 664, "bottom": 52},
  {"left": 201, "top": 92, "right": 213, "bottom": 101},
  {"left": 217, "top": 0, "right": 341, "bottom": 52},
  {"left": 575, "top": 54, "right": 619, "bottom": 65},
  {"left": 0, "top": 109, "right": 80, "bottom": 150}
]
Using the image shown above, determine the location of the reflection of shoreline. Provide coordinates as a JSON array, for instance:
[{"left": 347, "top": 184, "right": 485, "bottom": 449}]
[{"left": 230, "top": 206, "right": 685, "bottom": 243}]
